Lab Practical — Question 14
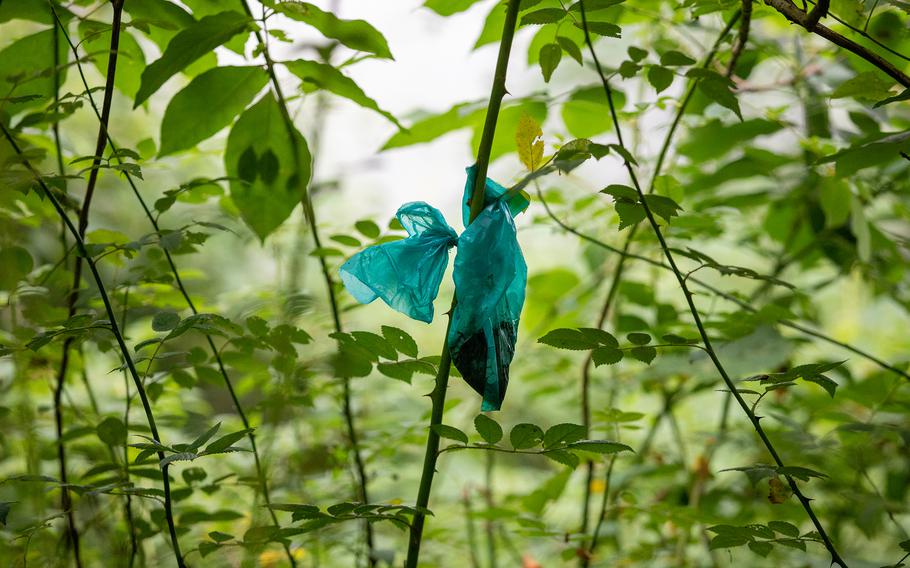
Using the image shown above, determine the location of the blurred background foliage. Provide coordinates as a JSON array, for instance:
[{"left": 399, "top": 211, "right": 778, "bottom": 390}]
[{"left": 1, "top": 0, "right": 909, "bottom": 566}]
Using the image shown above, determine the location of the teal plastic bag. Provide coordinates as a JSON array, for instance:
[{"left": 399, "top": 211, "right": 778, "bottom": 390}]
[
  {"left": 339, "top": 167, "right": 527, "bottom": 410},
  {"left": 339, "top": 202, "right": 457, "bottom": 324}
]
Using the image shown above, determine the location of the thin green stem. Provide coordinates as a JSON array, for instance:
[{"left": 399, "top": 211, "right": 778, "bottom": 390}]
[
  {"left": 578, "top": 2, "right": 846, "bottom": 564},
  {"left": 1, "top": 124, "right": 185, "bottom": 567},
  {"left": 462, "top": 488, "right": 481, "bottom": 568},
  {"left": 578, "top": 235, "right": 631, "bottom": 557},
  {"left": 406, "top": 4, "right": 521, "bottom": 565},
  {"left": 484, "top": 452, "right": 497, "bottom": 568},
  {"left": 535, "top": 188, "right": 910, "bottom": 383},
  {"left": 52, "top": 2, "right": 127, "bottom": 563},
  {"left": 49, "top": 7, "right": 296, "bottom": 564},
  {"left": 238, "top": 0, "right": 371, "bottom": 562},
  {"left": 50, "top": 7, "right": 83, "bottom": 564}
]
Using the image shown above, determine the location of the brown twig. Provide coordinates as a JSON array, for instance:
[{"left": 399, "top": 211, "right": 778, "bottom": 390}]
[
  {"left": 727, "top": 0, "right": 753, "bottom": 77},
  {"left": 764, "top": 0, "right": 910, "bottom": 87}
]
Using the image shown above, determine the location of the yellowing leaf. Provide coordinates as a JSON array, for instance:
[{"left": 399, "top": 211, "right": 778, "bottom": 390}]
[{"left": 516, "top": 113, "right": 544, "bottom": 171}]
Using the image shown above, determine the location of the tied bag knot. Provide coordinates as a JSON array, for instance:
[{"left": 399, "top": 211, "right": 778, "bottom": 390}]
[{"left": 338, "top": 166, "right": 528, "bottom": 410}]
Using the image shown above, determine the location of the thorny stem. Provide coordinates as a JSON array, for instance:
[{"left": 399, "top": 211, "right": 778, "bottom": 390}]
[
  {"left": 238, "top": 0, "right": 372, "bottom": 563},
  {"left": 1, "top": 125, "right": 186, "bottom": 567},
  {"left": 405, "top": 2, "right": 521, "bottom": 565},
  {"left": 49, "top": 5, "right": 294, "bottom": 565},
  {"left": 572, "top": 10, "right": 740, "bottom": 560},
  {"left": 534, "top": 189, "right": 910, "bottom": 383},
  {"left": 578, "top": 235, "right": 631, "bottom": 562},
  {"left": 578, "top": 2, "right": 847, "bottom": 565}
]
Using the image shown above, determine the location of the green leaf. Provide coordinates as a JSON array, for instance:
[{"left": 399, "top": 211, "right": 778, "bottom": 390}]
[
  {"left": 874, "top": 88, "right": 910, "bottom": 107},
  {"left": 159, "top": 66, "right": 269, "bottom": 156},
  {"left": 600, "top": 184, "right": 638, "bottom": 201},
  {"left": 592, "top": 347, "right": 623, "bottom": 366},
  {"left": 644, "top": 195, "right": 682, "bottom": 223},
  {"left": 629, "top": 346, "right": 657, "bottom": 364},
  {"left": 817, "top": 130, "right": 910, "bottom": 176},
  {"left": 538, "top": 328, "right": 599, "bottom": 350},
  {"left": 330, "top": 234, "right": 361, "bottom": 247},
  {"left": 767, "top": 520, "right": 800, "bottom": 537},
  {"left": 831, "top": 71, "right": 895, "bottom": 102},
  {"left": 198, "top": 542, "right": 221, "bottom": 558},
  {"left": 188, "top": 422, "right": 222, "bottom": 452},
  {"left": 225, "top": 94, "right": 312, "bottom": 241},
  {"left": 510, "top": 423, "right": 544, "bottom": 450},
  {"left": 802, "top": 374, "right": 838, "bottom": 398},
  {"left": 660, "top": 50, "right": 695, "bottom": 66},
  {"left": 266, "top": 1, "right": 392, "bottom": 59},
  {"left": 354, "top": 219, "right": 381, "bottom": 239},
  {"left": 628, "top": 46, "right": 647, "bottom": 61},
  {"left": 615, "top": 201, "right": 646, "bottom": 230},
  {"left": 578, "top": 328, "right": 619, "bottom": 348},
  {"left": 561, "top": 86, "right": 625, "bottom": 139},
  {"left": 543, "top": 423, "right": 586, "bottom": 448},
  {"left": 285, "top": 59, "right": 402, "bottom": 129},
  {"left": 381, "top": 326, "right": 418, "bottom": 357},
  {"left": 351, "top": 331, "right": 398, "bottom": 360},
  {"left": 423, "top": 0, "right": 484, "bottom": 16},
  {"left": 539, "top": 43, "right": 562, "bottom": 83},
  {"left": 134, "top": 11, "right": 252, "bottom": 106},
  {"left": 568, "top": 440, "right": 633, "bottom": 454},
  {"left": 556, "top": 36, "right": 582, "bottom": 64},
  {"left": 78, "top": 21, "right": 146, "bottom": 98},
  {"left": 567, "top": 0, "right": 626, "bottom": 11},
  {"left": 647, "top": 65, "right": 673, "bottom": 94},
  {"left": 204, "top": 428, "right": 254, "bottom": 454},
  {"left": 208, "top": 531, "right": 234, "bottom": 543},
  {"left": 544, "top": 449, "right": 581, "bottom": 469},
  {"left": 381, "top": 101, "right": 483, "bottom": 150},
  {"left": 152, "top": 311, "right": 180, "bottom": 332},
  {"left": 574, "top": 21, "right": 621, "bottom": 37},
  {"left": 697, "top": 74, "right": 742, "bottom": 120},
  {"left": 0, "top": 246, "right": 34, "bottom": 290},
  {"left": 776, "top": 466, "right": 826, "bottom": 481},
  {"left": 474, "top": 414, "right": 503, "bottom": 444},
  {"left": 520, "top": 8, "right": 566, "bottom": 25},
  {"left": 0, "top": 30, "right": 68, "bottom": 114},
  {"left": 96, "top": 417, "right": 127, "bottom": 446},
  {"left": 159, "top": 452, "right": 199, "bottom": 468},
  {"left": 709, "top": 533, "right": 750, "bottom": 549},
  {"left": 747, "top": 540, "right": 772, "bottom": 556},
  {"left": 432, "top": 424, "right": 469, "bottom": 444},
  {"left": 626, "top": 332, "right": 651, "bottom": 345}
]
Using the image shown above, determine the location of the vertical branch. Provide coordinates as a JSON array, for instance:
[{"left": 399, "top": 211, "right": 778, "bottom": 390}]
[
  {"left": 237, "top": 0, "right": 371, "bottom": 562},
  {"left": 578, "top": 236, "right": 631, "bottom": 555},
  {"left": 50, "top": 7, "right": 82, "bottom": 566},
  {"left": 1, "top": 125, "right": 185, "bottom": 567},
  {"left": 462, "top": 487, "right": 482, "bottom": 568},
  {"left": 727, "top": 0, "right": 753, "bottom": 77},
  {"left": 572, "top": 10, "right": 739, "bottom": 561},
  {"left": 405, "top": 1, "right": 521, "bottom": 566},
  {"left": 577, "top": 2, "right": 847, "bottom": 565},
  {"left": 52, "top": 2, "right": 126, "bottom": 563},
  {"left": 484, "top": 452, "right": 497, "bottom": 568},
  {"left": 49, "top": 8, "right": 296, "bottom": 566}
]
